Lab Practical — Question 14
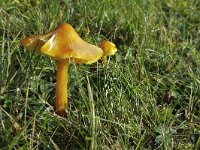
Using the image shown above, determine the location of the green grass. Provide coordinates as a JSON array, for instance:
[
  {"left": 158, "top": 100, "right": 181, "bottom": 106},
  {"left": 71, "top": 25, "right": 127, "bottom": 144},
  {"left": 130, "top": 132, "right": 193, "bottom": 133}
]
[{"left": 0, "top": 0, "right": 200, "bottom": 149}]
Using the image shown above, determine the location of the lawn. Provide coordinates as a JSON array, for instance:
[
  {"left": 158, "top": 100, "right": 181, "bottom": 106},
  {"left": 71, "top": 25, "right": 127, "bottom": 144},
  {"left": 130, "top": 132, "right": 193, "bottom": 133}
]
[{"left": 0, "top": 0, "right": 200, "bottom": 149}]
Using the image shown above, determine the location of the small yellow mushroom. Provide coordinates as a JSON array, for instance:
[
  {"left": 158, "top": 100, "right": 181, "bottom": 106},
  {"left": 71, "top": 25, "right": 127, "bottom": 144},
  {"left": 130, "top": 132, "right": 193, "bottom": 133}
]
[{"left": 99, "top": 40, "right": 117, "bottom": 65}]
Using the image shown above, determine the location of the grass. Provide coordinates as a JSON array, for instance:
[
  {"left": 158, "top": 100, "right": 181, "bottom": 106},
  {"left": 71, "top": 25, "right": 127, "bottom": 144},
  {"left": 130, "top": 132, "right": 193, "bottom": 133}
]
[{"left": 0, "top": 0, "right": 200, "bottom": 149}]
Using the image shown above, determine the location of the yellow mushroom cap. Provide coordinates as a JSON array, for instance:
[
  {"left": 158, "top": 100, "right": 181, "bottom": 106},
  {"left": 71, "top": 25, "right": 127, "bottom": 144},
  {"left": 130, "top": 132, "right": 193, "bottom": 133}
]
[
  {"left": 20, "top": 23, "right": 103, "bottom": 64},
  {"left": 99, "top": 40, "right": 117, "bottom": 56}
]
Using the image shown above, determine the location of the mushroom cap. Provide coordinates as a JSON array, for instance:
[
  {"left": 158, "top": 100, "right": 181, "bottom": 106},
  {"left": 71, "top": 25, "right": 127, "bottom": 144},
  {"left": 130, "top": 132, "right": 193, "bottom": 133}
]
[
  {"left": 20, "top": 23, "right": 103, "bottom": 64},
  {"left": 99, "top": 40, "right": 117, "bottom": 56}
]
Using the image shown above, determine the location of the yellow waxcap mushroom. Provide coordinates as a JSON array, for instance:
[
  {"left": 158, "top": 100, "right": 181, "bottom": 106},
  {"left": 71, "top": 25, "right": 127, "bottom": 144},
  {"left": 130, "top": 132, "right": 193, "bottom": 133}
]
[
  {"left": 99, "top": 40, "right": 117, "bottom": 56},
  {"left": 20, "top": 23, "right": 103, "bottom": 117},
  {"left": 99, "top": 40, "right": 117, "bottom": 65}
]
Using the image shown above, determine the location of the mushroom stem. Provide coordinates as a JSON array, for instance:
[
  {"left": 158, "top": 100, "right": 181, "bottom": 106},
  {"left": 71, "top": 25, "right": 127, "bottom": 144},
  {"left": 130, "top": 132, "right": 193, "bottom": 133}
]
[
  {"left": 102, "top": 56, "right": 107, "bottom": 65},
  {"left": 55, "top": 60, "right": 68, "bottom": 117}
]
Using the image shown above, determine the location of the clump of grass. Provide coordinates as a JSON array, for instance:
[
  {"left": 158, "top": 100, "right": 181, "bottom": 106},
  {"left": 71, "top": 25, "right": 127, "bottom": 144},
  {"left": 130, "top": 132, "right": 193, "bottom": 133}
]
[{"left": 0, "top": 0, "right": 200, "bottom": 149}]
